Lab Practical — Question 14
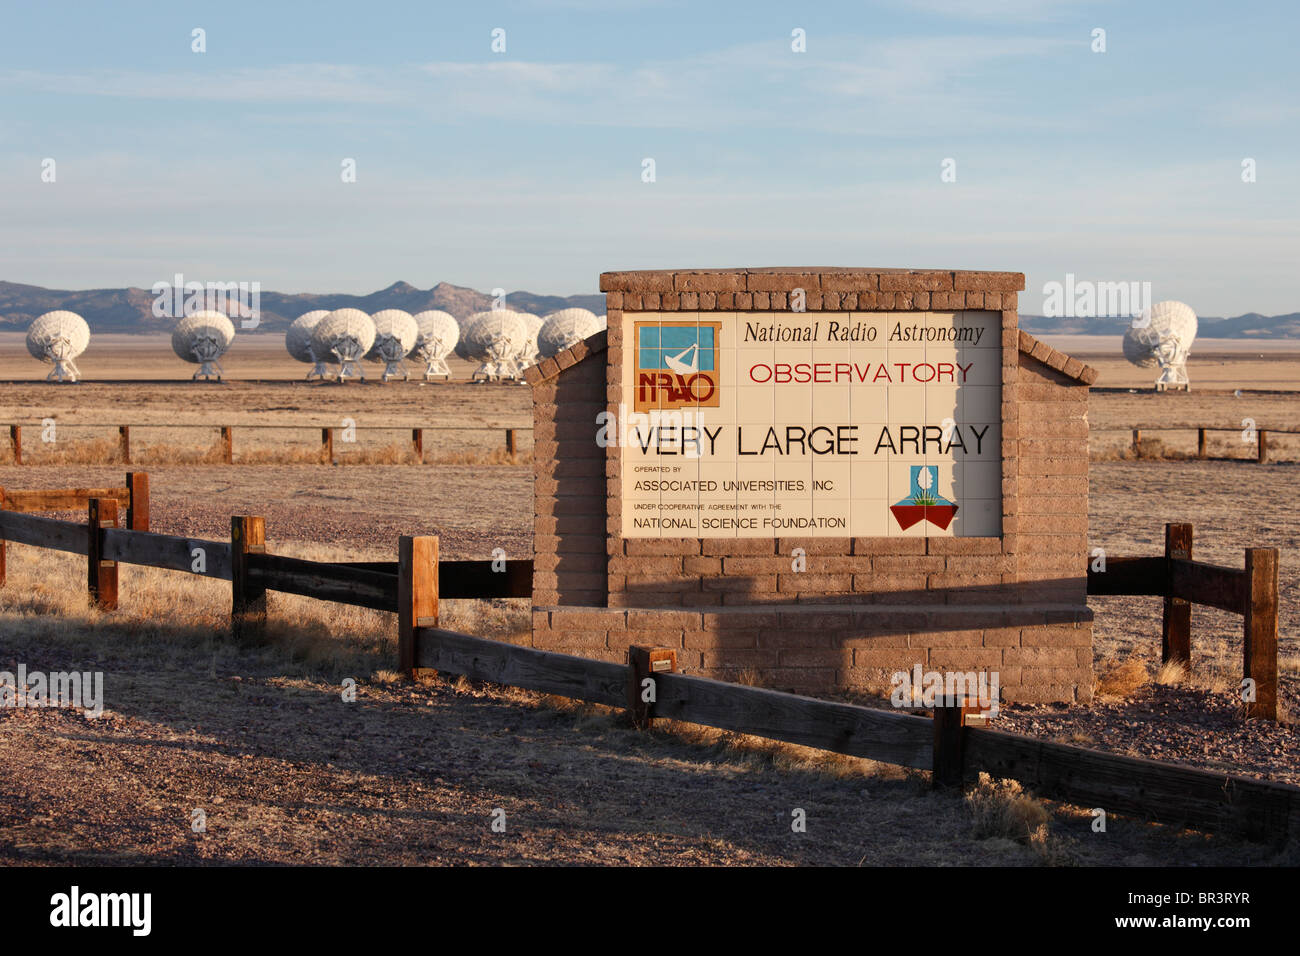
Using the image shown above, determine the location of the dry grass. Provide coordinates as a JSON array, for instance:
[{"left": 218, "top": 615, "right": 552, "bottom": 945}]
[
  {"left": 1090, "top": 433, "right": 1300, "bottom": 464},
  {"left": 0, "top": 540, "right": 398, "bottom": 679},
  {"left": 965, "top": 772, "right": 1055, "bottom": 859},
  {"left": 1154, "top": 659, "right": 1189, "bottom": 686},
  {"left": 10, "top": 438, "right": 528, "bottom": 468},
  {"left": 1095, "top": 657, "right": 1150, "bottom": 698},
  {"left": 1092, "top": 436, "right": 1193, "bottom": 462},
  {"left": 430, "top": 447, "right": 525, "bottom": 466}
]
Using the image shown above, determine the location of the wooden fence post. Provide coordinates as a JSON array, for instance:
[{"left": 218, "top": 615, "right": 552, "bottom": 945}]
[
  {"left": 1162, "top": 523, "right": 1193, "bottom": 667},
  {"left": 1197, "top": 428, "right": 1207, "bottom": 459},
  {"left": 88, "top": 497, "right": 119, "bottom": 610},
  {"left": 231, "top": 515, "right": 267, "bottom": 641},
  {"left": 505, "top": 428, "right": 516, "bottom": 459},
  {"left": 119, "top": 425, "right": 131, "bottom": 465},
  {"left": 10, "top": 426, "right": 21, "bottom": 465},
  {"left": 627, "top": 645, "right": 677, "bottom": 730},
  {"left": 1257, "top": 430, "right": 1269, "bottom": 464},
  {"left": 1243, "top": 548, "right": 1278, "bottom": 721},
  {"left": 220, "top": 426, "right": 233, "bottom": 464},
  {"left": 126, "top": 472, "right": 150, "bottom": 531},
  {"left": 932, "top": 703, "right": 967, "bottom": 789},
  {"left": 411, "top": 428, "right": 424, "bottom": 464},
  {"left": 321, "top": 427, "right": 334, "bottom": 465},
  {"left": 398, "top": 535, "right": 438, "bottom": 676}
]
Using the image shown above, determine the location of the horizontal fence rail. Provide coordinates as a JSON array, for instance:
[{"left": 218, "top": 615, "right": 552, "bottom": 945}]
[
  {"left": 1, "top": 422, "right": 533, "bottom": 465},
  {"left": 1086, "top": 522, "right": 1279, "bottom": 720},
  {"left": 653, "top": 670, "right": 934, "bottom": 770},
  {"left": 247, "top": 552, "right": 398, "bottom": 613},
  {"left": 1094, "top": 425, "right": 1300, "bottom": 464},
  {"left": 2, "top": 487, "right": 129, "bottom": 512},
  {"left": 102, "top": 530, "right": 232, "bottom": 580},
  {"left": 415, "top": 627, "right": 627, "bottom": 708},
  {"left": 963, "top": 727, "right": 1300, "bottom": 844},
  {"left": 0, "top": 511, "right": 90, "bottom": 554}
]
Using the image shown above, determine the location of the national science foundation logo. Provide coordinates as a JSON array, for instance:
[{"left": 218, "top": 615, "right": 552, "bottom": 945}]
[
  {"left": 890, "top": 465, "right": 958, "bottom": 531},
  {"left": 634, "top": 321, "right": 722, "bottom": 412}
]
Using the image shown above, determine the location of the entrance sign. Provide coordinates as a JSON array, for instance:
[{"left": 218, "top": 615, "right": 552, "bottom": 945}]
[{"left": 620, "top": 310, "right": 1002, "bottom": 538}]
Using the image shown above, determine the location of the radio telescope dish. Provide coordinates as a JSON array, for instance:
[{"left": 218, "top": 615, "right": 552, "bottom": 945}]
[
  {"left": 539, "top": 308, "right": 603, "bottom": 359},
  {"left": 27, "top": 311, "right": 90, "bottom": 383},
  {"left": 510, "top": 312, "right": 543, "bottom": 377},
  {"left": 458, "top": 310, "right": 529, "bottom": 382},
  {"left": 286, "top": 310, "right": 331, "bottom": 380},
  {"left": 410, "top": 311, "right": 459, "bottom": 381},
  {"left": 311, "top": 309, "right": 375, "bottom": 382},
  {"left": 366, "top": 309, "right": 419, "bottom": 382},
  {"left": 1123, "top": 301, "right": 1198, "bottom": 391},
  {"left": 172, "top": 311, "right": 236, "bottom": 381}
]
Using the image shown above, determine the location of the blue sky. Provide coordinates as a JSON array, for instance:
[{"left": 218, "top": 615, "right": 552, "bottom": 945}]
[{"left": 2, "top": 0, "right": 1297, "bottom": 316}]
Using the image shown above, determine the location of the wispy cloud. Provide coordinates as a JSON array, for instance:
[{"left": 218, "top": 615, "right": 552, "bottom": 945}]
[
  {"left": 0, "top": 64, "right": 402, "bottom": 104},
  {"left": 1, "top": 32, "right": 1070, "bottom": 136},
  {"left": 880, "top": 0, "right": 1108, "bottom": 21}
]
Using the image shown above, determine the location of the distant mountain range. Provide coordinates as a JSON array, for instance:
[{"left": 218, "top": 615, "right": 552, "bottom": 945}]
[
  {"left": 0, "top": 280, "right": 606, "bottom": 334},
  {"left": 1, "top": 279, "right": 1296, "bottom": 338},
  {"left": 1020, "top": 312, "right": 1300, "bottom": 339}
]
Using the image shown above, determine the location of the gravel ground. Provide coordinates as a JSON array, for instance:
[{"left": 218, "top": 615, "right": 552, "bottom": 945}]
[
  {"left": 0, "top": 638, "right": 1272, "bottom": 866},
  {"left": 997, "top": 686, "right": 1299, "bottom": 786}
]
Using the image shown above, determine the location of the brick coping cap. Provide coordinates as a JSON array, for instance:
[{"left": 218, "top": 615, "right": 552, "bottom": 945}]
[
  {"left": 536, "top": 603, "right": 1094, "bottom": 618},
  {"left": 1017, "top": 329, "right": 1099, "bottom": 385},
  {"left": 600, "top": 267, "right": 1025, "bottom": 293}
]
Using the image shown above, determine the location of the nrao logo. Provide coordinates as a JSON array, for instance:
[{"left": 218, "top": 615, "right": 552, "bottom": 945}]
[{"left": 634, "top": 321, "right": 722, "bottom": 412}]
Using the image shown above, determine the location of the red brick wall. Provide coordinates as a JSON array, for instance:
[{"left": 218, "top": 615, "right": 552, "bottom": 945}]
[
  {"left": 528, "top": 268, "right": 1096, "bottom": 703},
  {"left": 531, "top": 345, "right": 607, "bottom": 607}
]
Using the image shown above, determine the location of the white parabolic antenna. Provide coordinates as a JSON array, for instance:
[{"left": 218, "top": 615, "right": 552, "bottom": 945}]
[
  {"left": 27, "top": 310, "right": 90, "bottom": 383},
  {"left": 1123, "top": 300, "right": 1198, "bottom": 391},
  {"left": 458, "top": 310, "right": 529, "bottom": 382},
  {"left": 512, "top": 312, "right": 543, "bottom": 375},
  {"left": 311, "top": 309, "right": 376, "bottom": 382},
  {"left": 286, "top": 310, "right": 331, "bottom": 380},
  {"left": 410, "top": 311, "right": 460, "bottom": 380},
  {"left": 538, "top": 308, "right": 602, "bottom": 359},
  {"left": 367, "top": 309, "right": 419, "bottom": 382},
  {"left": 172, "top": 310, "right": 236, "bottom": 381}
]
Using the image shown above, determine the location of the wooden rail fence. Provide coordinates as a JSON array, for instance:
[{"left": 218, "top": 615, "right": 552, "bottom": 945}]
[
  {"left": 408, "top": 627, "right": 1300, "bottom": 845},
  {"left": 2, "top": 423, "right": 529, "bottom": 465},
  {"left": 0, "top": 472, "right": 150, "bottom": 588},
  {"left": 1086, "top": 523, "right": 1280, "bottom": 720},
  {"left": 1098, "top": 425, "right": 1300, "bottom": 464},
  {"left": 0, "top": 496, "right": 1295, "bottom": 844}
]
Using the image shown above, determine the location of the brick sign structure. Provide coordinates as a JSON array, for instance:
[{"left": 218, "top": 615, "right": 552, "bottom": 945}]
[{"left": 525, "top": 268, "right": 1099, "bottom": 704}]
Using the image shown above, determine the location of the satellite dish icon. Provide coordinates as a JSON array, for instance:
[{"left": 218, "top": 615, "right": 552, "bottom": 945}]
[{"left": 665, "top": 343, "right": 700, "bottom": 376}]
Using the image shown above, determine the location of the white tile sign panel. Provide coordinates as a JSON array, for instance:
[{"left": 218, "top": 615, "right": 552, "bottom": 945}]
[{"left": 616, "top": 311, "right": 1002, "bottom": 538}]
